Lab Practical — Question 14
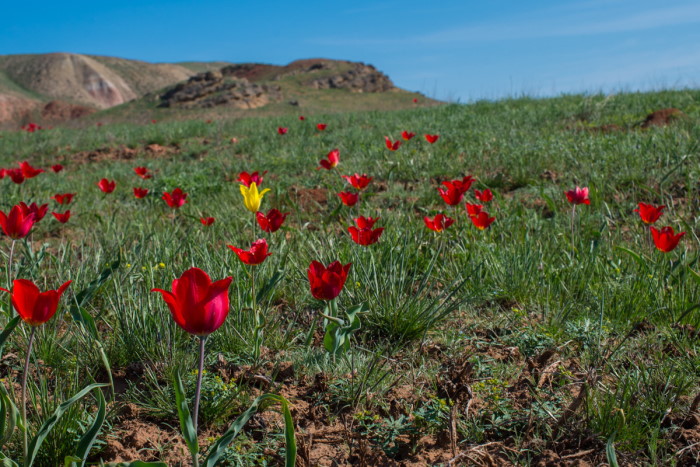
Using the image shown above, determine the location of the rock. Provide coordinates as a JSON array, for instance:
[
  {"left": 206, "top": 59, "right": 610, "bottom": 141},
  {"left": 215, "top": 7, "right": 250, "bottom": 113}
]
[
  {"left": 307, "top": 62, "right": 394, "bottom": 93},
  {"left": 159, "top": 70, "right": 280, "bottom": 109}
]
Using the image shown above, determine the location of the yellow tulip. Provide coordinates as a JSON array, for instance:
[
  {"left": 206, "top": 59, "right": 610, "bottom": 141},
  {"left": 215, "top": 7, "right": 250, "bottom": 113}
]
[{"left": 239, "top": 182, "right": 270, "bottom": 213}]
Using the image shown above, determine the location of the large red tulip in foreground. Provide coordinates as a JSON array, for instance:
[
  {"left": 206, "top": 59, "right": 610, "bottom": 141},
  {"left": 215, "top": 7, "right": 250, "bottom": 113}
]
[
  {"left": 151, "top": 267, "right": 233, "bottom": 336},
  {"left": 650, "top": 226, "right": 685, "bottom": 253},
  {"left": 470, "top": 211, "right": 496, "bottom": 230},
  {"left": 1, "top": 279, "right": 71, "bottom": 326},
  {"left": 308, "top": 260, "right": 352, "bottom": 301},
  {"left": 19, "top": 202, "right": 48, "bottom": 223}
]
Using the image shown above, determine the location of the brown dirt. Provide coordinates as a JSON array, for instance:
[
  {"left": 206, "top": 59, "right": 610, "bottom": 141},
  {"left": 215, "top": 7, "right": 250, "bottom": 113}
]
[
  {"left": 640, "top": 108, "right": 685, "bottom": 128},
  {"left": 40, "top": 100, "right": 95, "bottom": 121},
  {"left": 291, "top": 186, "right": 329, "bottom": 212},
  {"left": 66, "top": 143, "right": 180, "bottom": 164}
]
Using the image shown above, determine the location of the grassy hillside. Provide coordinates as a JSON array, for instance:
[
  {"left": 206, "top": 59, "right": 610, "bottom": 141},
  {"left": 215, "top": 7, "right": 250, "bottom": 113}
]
[{"left": 0, "top": 89, "right": 697, "bottom": 465}]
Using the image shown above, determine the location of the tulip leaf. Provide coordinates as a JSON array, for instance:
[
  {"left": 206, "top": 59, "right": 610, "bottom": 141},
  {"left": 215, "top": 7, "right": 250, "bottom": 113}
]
[
  {"left": 203, "top": 393, "right": 296, "bottom": 467},
  {"left": 615, "top": 246, "right": 648, "bottom": 270},
  {"left": 0, "top": 382, "right": 20, "bottom": 445},
  {"left": 256, "top": 270, "right": 285, "bottom": 304},
  {"left": 688, "top": 267, "right": 700, "bottom": 286},
  {"left": 71, "top": 258, "right": 121, "bottom": 326},
  {"left": 0, "top": 451, "right": 18, "bottom": 467},
  {"left": 26, "top": 383, "right": 108, "bottom": 467},
  {"left": 323, "top": 303, "right": 367, "bottom": 355},
  {"left": 70, "top": 386, "right": 106, "bottom": 467},
  {"left": 0, "top": 316, "right": 20, "bottom": 359},
  {"left": 173, "top": 372, "right": 199, "bottom": 457}
]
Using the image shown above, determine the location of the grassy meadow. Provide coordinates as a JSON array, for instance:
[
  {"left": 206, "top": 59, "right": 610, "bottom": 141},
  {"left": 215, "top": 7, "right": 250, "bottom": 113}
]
[{"left": 0, "top": 89, "right": 699, "bottom": 466}]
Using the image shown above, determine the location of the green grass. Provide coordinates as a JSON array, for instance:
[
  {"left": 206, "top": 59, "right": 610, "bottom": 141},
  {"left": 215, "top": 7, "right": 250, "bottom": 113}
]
[{"left": 0, "top": 89, "right": 698, "bottom": 465}]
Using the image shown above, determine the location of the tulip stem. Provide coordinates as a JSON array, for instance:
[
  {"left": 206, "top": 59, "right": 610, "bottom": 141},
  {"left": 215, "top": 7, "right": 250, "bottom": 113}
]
[
  {"left": 7, "top": 238, "right": 16, "bottom": 287},
  {"left": 570, "top": 204, "right": 576, "bottom": 254},
  {"left": 21, "top": 326, "right": 36, "bottom": 463},
  {"left": 193, "top": 336, "right": 206, "bottom": 439}
]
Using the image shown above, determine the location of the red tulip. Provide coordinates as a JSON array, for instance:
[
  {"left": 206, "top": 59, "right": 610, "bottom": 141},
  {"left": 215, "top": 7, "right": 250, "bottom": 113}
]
[
  {"left": 475, "top": 189, "right": 493, "bottom": 202},
  {"left": 151, "top": 267, "right": 233, "bottom": 336},
  {"left": 97, "top": 178, "right": 116, "bottom": 193},
  {"left": 299, "top": 115, "right": 305, "bottom": 121},
  {"left": 278, "top": 127, "right": 288, "bottom": 135},
  {"left": 51, "top": 164, "right": 64, "bottom": 173},
  {"left": 338, "top": 191, "right": 359, "bottom": 206},
  {"left": 425, "top": 134, "right": 439, "bottom": 144},
  {"left": 424, "top": 214, "right": 454, "bottom": 232},
  {"left": 0, "top": 279, "right": 71, "bottom": 326},
  {"left": 348, "top": 217, "right": 384, "bottom": 246},
  {"left": 6, "top": 169, "right": 25, "bottom": 184},
  {"left": 200, "top": 217, "right": 215, "bottom": 226},
  {"left": 228, "top": 239, "right": 272, "bottom": 265},
  {"left": 0, "top": 205, "right": 36, "bottom": 239},
  {"left": 565, "top": 186, "right": 590, "bottom": 205},
  {"left": 307, "top": 260, "right": 351, "bottom": 301},
  {"left": 256, "top": 208, "right": 289, "bottom": 233},
  {"left": 317, "top": 149, "right": 340, "bottom": 170},
  {"left": 401, "top": 131, "right": 416, "bottom": 141},
  {"left": 385, "top": 137, "right": 401, "bottom": 151},
  {"left": 341, "top": 173, "right": 372, "bottom": 190},
  {"left": 465, "top": 203, "right": 483, "bottom": 218},
  {"left": 470, "top": 211, "right": 495, "bottom": 230},
  {"left": 316, "top": 123, "right": 327, "bottom": 131},
  {"left": 413, "top": 98, "right": 419, "bottom": 104},
  {"left": 438, "top": 182, "right": 464, "bottom": 206},
  {"left": 21, "top": 123, "right": 42, "bottom": 133},
  {"left": 19, "top": 202, "right": 48, "bottom": 222},
  {"left": 450, "top": 176, "right": 475, "bottom": 194},
  {"left": 51, "top": 193, "right": 75, "bottom": 205},
  {"left": 151, "top": 119, "right": 157, "bottom": 124},
  {"left": 133, "top": 187, "right": 149, "bottom": 199},
  {"left": 635, "top": 203, "right": 665, "bottom": 224},
  {"left": 134, "top": 166, "right": 152, "bottom": 179},
  {"left": 52, "top": 211, "right": 71, "bottom": 223},
  {"left": 355, "top": 216, "right": 379, "bottom": 229},
  {"left": 162, "top": 188, "right": 188, "bottom": 208},
  {"left": 238, "top": 171, "right": 267, "bottom": 187},
  {"left": 650, "top": 226, "right": 685, "bottom": 253},
  {"left": 19, "top": 161, "right": 44, "bottom": 178}
]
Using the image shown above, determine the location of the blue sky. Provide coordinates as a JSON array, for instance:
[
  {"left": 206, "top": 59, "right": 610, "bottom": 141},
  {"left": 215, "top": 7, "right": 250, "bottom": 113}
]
[{"left": 2, "top": 0, "right": 699, "bottom": 101}]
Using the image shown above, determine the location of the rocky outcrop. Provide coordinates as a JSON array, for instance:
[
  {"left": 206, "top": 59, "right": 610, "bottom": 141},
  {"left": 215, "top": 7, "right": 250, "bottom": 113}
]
[
  {"left": 306, "top": 62, "right": 395, "bottom": 93},
  {"left": 159, "top": 70, "right": 280, "bottom": 109},
  {"left": 41, "top": 100, "right": 95, "bottom": 121}
]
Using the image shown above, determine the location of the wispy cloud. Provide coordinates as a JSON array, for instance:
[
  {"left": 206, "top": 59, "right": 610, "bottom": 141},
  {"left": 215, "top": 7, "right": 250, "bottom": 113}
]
[{"left": 310, "top": 1, "right": 700, "bottom": 47}]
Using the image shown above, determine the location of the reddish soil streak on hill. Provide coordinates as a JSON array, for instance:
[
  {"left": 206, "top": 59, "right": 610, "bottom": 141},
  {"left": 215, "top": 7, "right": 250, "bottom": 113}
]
[{"left": 641, "top": 108, "right": 685, "bottom": 128}]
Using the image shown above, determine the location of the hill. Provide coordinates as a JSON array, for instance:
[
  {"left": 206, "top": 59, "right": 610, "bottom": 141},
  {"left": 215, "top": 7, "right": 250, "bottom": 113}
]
[{"left": 0, "top": 53, "right": 429, "bottom": 128}]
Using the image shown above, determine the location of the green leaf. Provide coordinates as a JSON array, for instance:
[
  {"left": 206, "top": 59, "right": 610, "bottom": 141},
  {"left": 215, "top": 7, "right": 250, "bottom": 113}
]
[
  {"left": 688, "top": 267, "right": 700, "bottom": 286},
  {"left": 173, "top": 372, "right": 198, "bottom": 457},
  {"left": 70, "top": 258, "right": 121, "bottom": 335},
  {"left": 606, "top": 433, "right": 619, "bottom": 467},
  {"left": 256, "top": 270, "right": 285, "bottom": 303},
  {"left": 0, "top": 316, "right": 20, "bottom": 359},
  {"left": 72, "top": 387, "right": 107, "bottom": 467},
  {"left": 615, "top": 246, "right": 649, "bottom": 270},
  {"left": 323, "top": 303, "right": 367, "bottom": 355},
  {"left": 25, "top": 383, "right": 108, "bottom": 467},
  {"left": 204, "top": 393, "right": 296, "bottom": 467},
  {"left": 0, "top": 451, "right": 18, "bottom": 467},
  {"left": 0, "top": 383, "right": 20, "bottom": 445}
]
